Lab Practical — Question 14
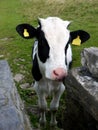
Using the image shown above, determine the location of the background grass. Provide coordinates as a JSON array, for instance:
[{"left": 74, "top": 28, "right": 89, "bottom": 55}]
[{"left": 0, "top": 0, "right": 98, "bottom": 129}]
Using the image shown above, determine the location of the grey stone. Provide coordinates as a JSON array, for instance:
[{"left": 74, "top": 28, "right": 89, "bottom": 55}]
[
  {"left": 0, "top": 60, "right": 32, "bottom": 130},
  {"left": 0, "top": 37, "right": 13, "bottom": 41},
  {"left": 63, "top": 67, "right": 98, "bottom": 129},
  {"left": 81, "top": 47, "right": 98, "bottom": 78},
  {"left": 20, "top": 83, "right": 30, "bottom": 89},
  {"left": 0, "top": 55, "right": 4, "bottom": 58},
  {"left": 19, "top": 58, "right": 25, "bottom": 62},
  {"left": 14, "top": 73, "right": 24, "bottom": 82},
  {"left": 66, "top": 67, "right": 98, "bottom": 120}
]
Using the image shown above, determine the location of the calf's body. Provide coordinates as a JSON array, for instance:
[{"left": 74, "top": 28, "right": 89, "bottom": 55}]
[{"left": 16, "top": 17, "right": 90, "bottom": 126}]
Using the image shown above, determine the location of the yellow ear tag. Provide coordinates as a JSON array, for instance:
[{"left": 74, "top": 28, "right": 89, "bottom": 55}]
[
  {"left": 23, "top": 29, "right": 29, "bottom": 37},
  {"left": 72, "top": 36, "right": 81, "bottom": 46}
]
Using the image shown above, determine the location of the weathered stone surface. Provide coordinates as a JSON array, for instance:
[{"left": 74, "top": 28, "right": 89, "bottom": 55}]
[
  {"left": 65, "top": 67, "right": 98, "bottom": 120},
  {"left": 62, "top": 47, "right": 98, "bottom": 130},
  {"left": 63, "top": 67, "right": 98, "bottom": 130},
  {"left": 0, "top": 60, "right": 32, "bottom": 130},
  {"left": 81, "top": 47, "right": 98, "bottom": 78}
]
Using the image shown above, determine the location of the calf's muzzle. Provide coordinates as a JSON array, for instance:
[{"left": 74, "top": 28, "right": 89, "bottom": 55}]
[{"left": 52, "top": 68, "right": 67, "bottom": 81}]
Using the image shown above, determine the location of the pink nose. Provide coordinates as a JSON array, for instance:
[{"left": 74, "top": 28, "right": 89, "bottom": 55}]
[{"left": 52, "top": 68, "right": 67, "bottom": 81}]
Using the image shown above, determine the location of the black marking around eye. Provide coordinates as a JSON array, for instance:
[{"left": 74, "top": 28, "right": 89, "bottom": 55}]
[
  {"left": 65, "top": 38, "right": 71, "bottom": 65},
  {"left": 65, "top": 38, "right": 71, "bottom": 55},
  {"left": 32, "top": 54, "right": 42, "bottom": 81},
  {"left": 69, "top": 61, "right": 73, "bottom": 69},
  {"left": 65, "top": 42, "right": 69, "bottom": 55},
  {"left": 37, "top": 28, "right": 50, "bottom": 63}
]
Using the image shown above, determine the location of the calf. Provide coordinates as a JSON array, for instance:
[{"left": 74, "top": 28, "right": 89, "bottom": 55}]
[{"left": 16, "top": 17, "right": 90, "bottom": 126}]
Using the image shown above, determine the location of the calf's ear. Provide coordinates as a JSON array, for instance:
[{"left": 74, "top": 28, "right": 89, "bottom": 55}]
[
  {"left": 70, "top": 30, "right": 90, "bottom": 46},
  {"left": 16, "top": 24, "right": 37, "bottom": 39}
]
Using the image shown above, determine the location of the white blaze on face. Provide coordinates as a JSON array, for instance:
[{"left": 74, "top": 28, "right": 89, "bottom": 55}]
[{"left": 39, "top": 17, "right": 72, "bottom": 80}]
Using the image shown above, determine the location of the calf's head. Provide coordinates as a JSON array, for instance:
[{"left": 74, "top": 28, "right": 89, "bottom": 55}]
[{"left": 16, "top": 17, "right": 90, "bottom": 81}]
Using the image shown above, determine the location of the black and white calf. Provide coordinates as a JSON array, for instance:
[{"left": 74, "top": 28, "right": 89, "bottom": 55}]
[{"left": 16, "top": 17, "right": 90, "bottom": 126}]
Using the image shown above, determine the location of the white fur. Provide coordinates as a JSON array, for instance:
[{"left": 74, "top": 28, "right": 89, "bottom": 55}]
[
  {"left": 33, "top": 78, "right": 65, "bottom": 125},
  {"left": 33, "top": 17, "right": 72, "bottom": 125},
  {"left": 38, "top": 17, "right": 72, "bottom": 79}
]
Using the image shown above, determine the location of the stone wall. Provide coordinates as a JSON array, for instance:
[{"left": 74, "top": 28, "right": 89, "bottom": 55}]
[
  {"left": 63, "top": 47, "right": 98, "bottom": 130},
  {"left": 0, "top": 60, "right": 32, "bottom": 130}
]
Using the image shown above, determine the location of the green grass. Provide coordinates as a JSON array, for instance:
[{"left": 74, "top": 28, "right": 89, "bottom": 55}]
[{"left": 0, "top": 0, "right": 98, "bottom": 129}]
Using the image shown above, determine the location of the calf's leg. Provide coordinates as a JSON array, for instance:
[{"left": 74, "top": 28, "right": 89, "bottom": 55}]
[
  {"left": 33, "top": 82, "right": 47, "bottom": 125},
  {"left": 50, "top": 83, "right": 65, "bottom": 126},
  {"left": 38, "top": 94, "right": 47, "bottom": 125}
]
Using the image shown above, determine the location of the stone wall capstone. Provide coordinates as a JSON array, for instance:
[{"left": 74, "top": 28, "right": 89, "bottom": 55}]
[
  {"left": 0, "top": 60, "right": 32, "bottom": 130},
  {"left": 81, "top": 47, "right": 98, "bottom": 78},
  {"left": 63, "top": 47, "right": 98, "bottom": 130}
]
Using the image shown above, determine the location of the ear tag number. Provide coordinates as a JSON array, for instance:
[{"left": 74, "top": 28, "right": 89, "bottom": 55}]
[
  {"left": 72, "top": 36, "right": 81, "bottom": 46},
  {"left": 23, "top": 29, "right": 29, "bottom": 37}
]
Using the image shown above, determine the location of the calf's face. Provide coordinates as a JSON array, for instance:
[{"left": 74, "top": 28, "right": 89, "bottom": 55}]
[
  {"left": 16, "top": 17, "right": 90, "bottom": 81},
  {"left": 37, "top": 18, "right": 71, "bottom": 80}
]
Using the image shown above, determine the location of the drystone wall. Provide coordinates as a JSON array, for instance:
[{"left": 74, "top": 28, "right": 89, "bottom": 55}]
[
  {"left": 0, "top": 60, "right": 32, "bottom": 130},
  {"left": 63, "top": 47, "right": 98, "bottom": 130}
]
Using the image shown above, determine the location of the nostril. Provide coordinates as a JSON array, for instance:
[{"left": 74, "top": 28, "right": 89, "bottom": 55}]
[
  {"left": 53, "top": 70, "right": 59, "bottom": 76},
  {"left": 52, "top": 68, "right": 67, "bottom": 81}
]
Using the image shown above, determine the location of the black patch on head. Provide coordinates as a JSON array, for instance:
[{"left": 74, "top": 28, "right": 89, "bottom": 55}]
[
  {"left": 36, "top": 27, "right": 50, "bottom": 63},
  {"left": 65, "top": 42, "right": 69, "bottom": 55},
  {"left": 65, "top": 38, "right": 71, "bottom": 65},
  {"left": 32, "top": 54, "right": 42, "bottom": 81},
  {"left": 69, "top": 61, "right": 73, "bottom": 69}
]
